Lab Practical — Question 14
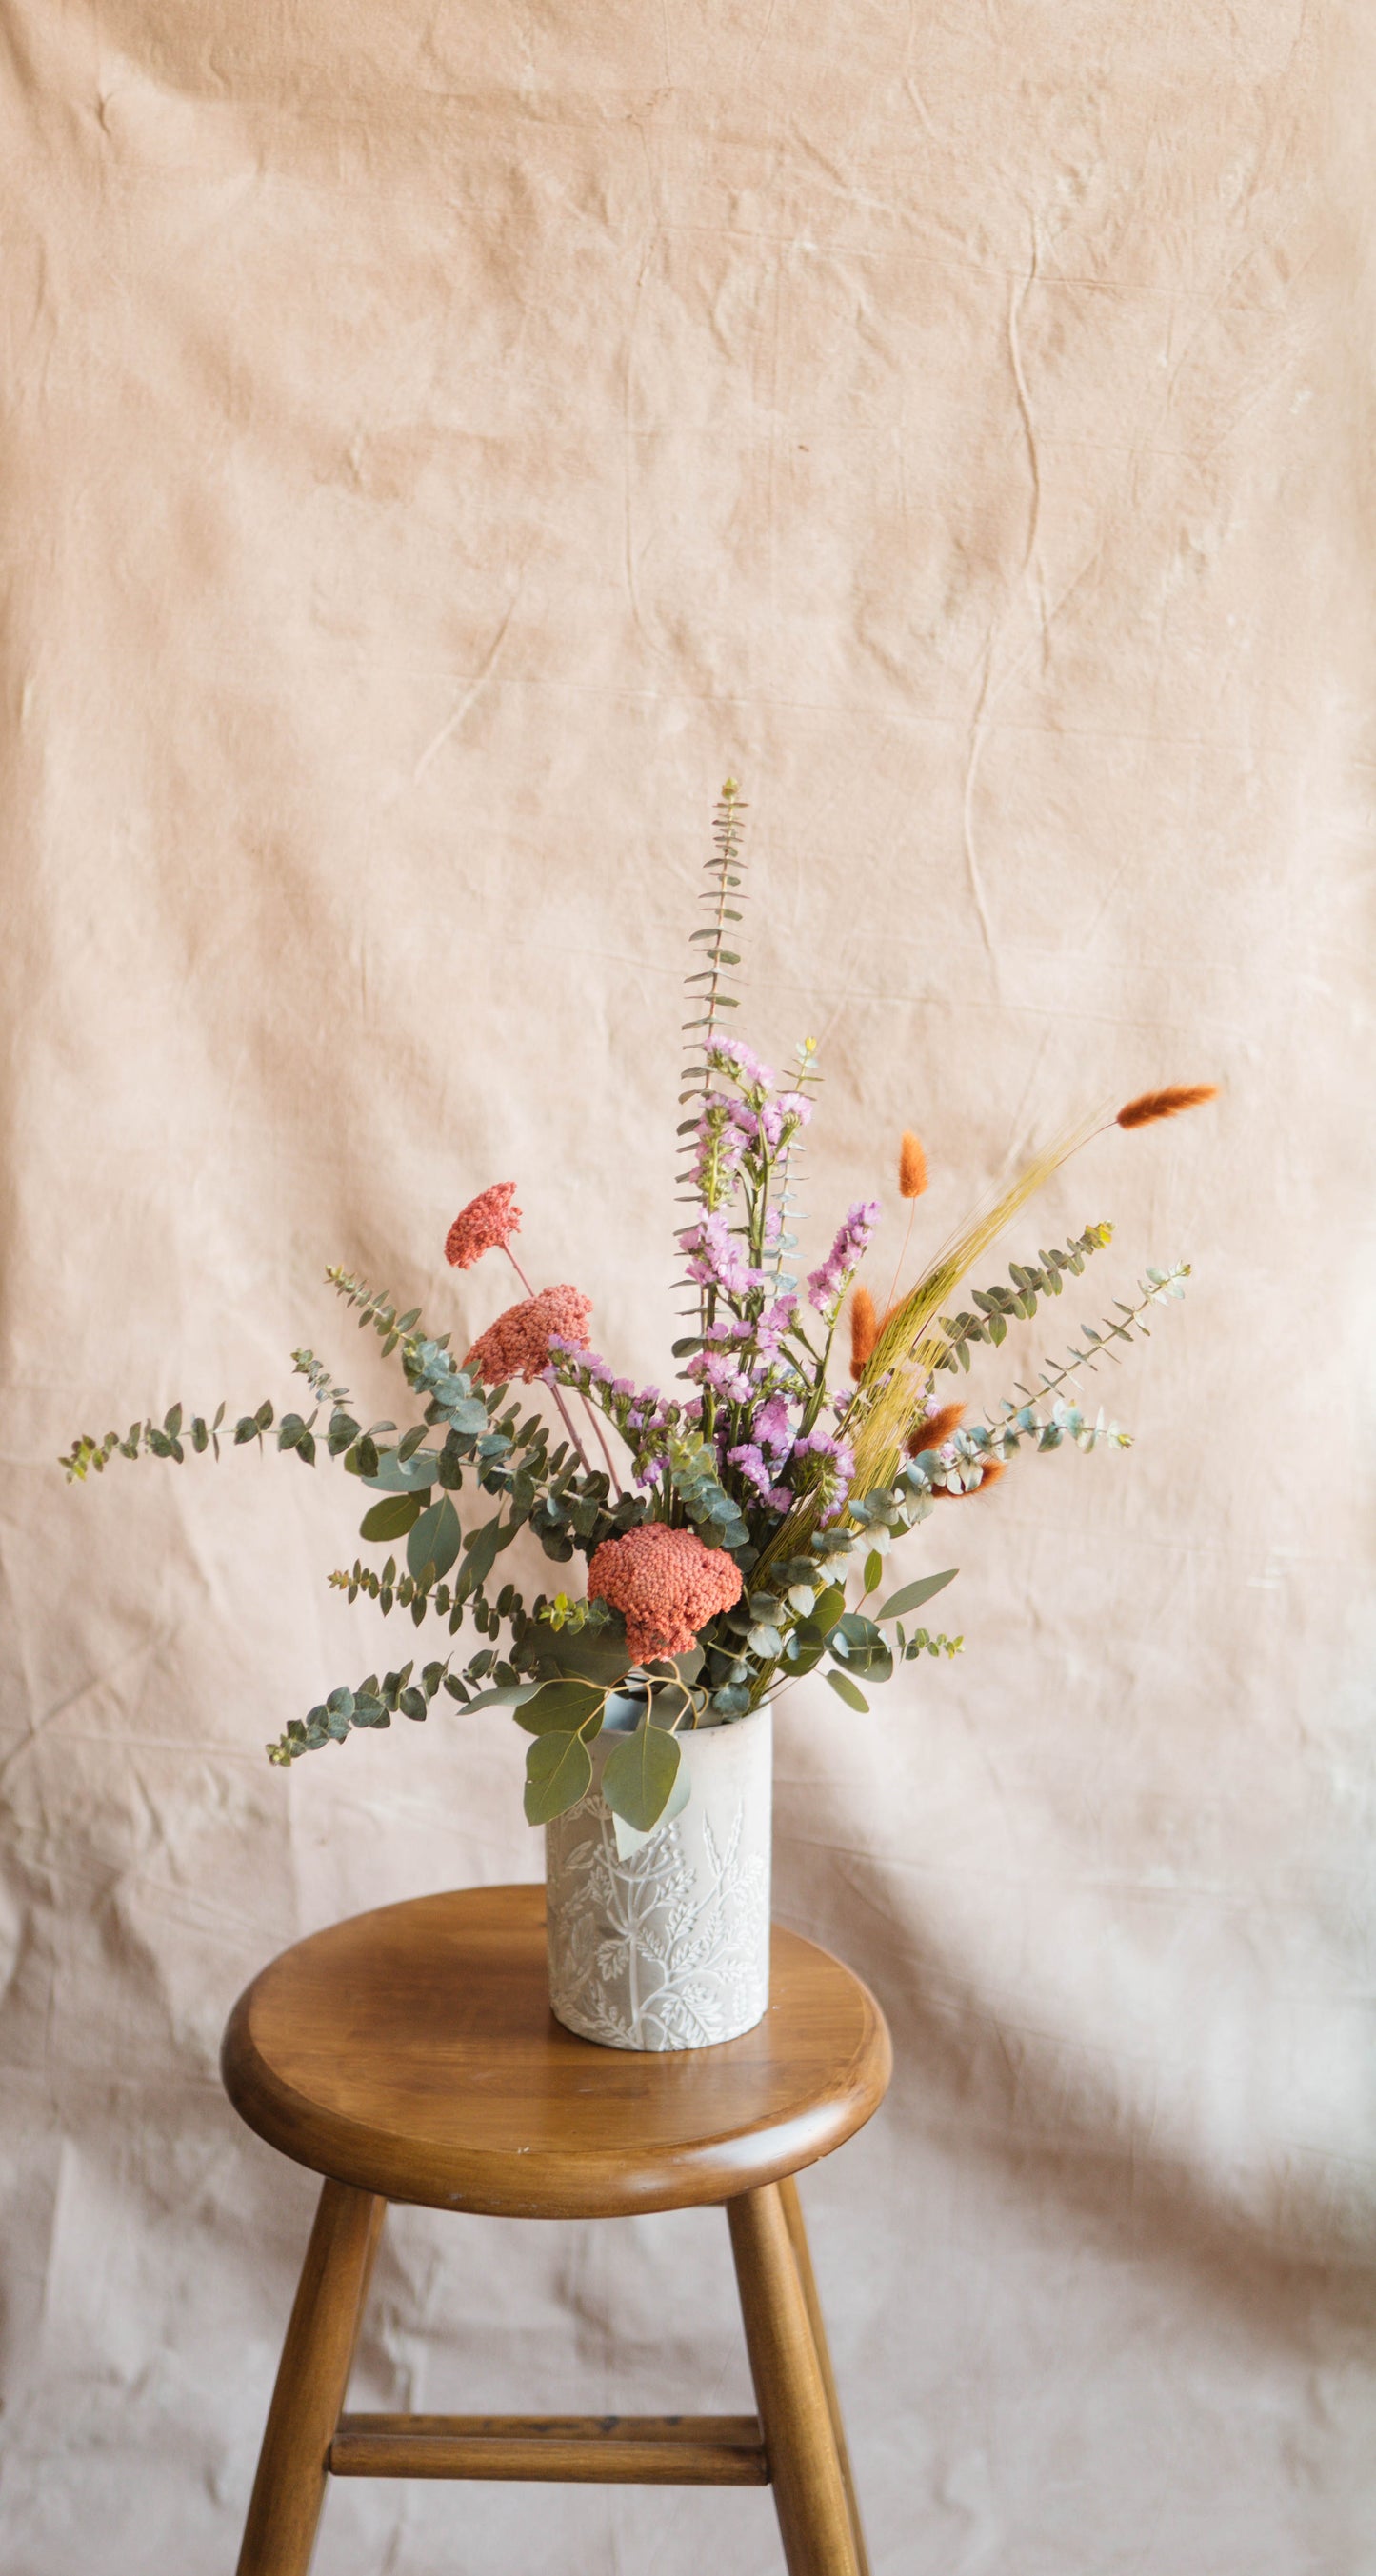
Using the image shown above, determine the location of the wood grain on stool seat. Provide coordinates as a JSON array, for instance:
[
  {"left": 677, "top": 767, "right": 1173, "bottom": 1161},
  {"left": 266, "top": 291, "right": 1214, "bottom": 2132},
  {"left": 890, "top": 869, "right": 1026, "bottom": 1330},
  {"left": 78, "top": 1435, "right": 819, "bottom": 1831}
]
[{"left": 222, "top": 1882, "right": 890, "bottom": 2220}]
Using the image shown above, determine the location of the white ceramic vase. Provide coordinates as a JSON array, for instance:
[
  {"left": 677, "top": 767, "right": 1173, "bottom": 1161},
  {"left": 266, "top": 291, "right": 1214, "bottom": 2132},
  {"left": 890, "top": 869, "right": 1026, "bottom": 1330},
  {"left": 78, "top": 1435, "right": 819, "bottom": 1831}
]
[{"left": 545, "top": 1706, "right": 772, "bottom": 2052}]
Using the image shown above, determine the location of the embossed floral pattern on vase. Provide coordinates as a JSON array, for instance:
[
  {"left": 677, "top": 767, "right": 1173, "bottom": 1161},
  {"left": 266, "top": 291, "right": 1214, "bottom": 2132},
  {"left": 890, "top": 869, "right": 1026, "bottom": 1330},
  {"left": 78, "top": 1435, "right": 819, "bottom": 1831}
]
[{"left": 547, "top": 1708, "right": 771, "bottom": 2051}]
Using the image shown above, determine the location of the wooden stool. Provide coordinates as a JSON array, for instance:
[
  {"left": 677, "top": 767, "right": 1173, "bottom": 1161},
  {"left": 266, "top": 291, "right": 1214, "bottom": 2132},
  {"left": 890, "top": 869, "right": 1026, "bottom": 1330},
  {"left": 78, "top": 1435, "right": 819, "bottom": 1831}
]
[{"left": 222, "top": 1883, "right": 891, "bottom": 2576}]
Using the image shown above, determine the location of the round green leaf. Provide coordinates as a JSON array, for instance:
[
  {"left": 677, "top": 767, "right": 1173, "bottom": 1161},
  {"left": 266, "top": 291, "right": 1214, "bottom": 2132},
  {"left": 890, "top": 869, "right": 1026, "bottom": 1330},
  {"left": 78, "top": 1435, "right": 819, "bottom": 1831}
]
[
  {"left": 601, "top": 1722, "right": 682, "bottom": 1832},
  {"left": 363, "top": 1448, "right": 441, "bottom": 1494},
  {"left": 513, "top": 1680, "right": 607, "bottom": 1737},
  {"left": 407, "top": 1494, "right": 462, "bottom": 1582},
  {"left": 524, "top": 1730, "right": 594, "bottom": 1825},
  {"left": 359, "top": 1491, "right": 423, "bottom": 1543}
]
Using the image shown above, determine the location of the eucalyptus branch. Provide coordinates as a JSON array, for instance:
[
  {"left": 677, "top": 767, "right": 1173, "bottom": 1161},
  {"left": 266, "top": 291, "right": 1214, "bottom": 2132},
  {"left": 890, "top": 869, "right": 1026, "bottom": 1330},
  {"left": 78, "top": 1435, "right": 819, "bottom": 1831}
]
[
  {"left": 326, "top": 1267, "right": 439, "bottom": 1361},
  {"left": 678, "top": 780, "right": 748, "bottom": 1108},
  {"left": 994, "top": 1262, "right": 1190, "bottom": 1418},
  {"left": 678, "top": 780, "right": 748, "bottom": 1346},
  {"left": 929, "top": 1223, "right": 1115, "bottom": 1375}
]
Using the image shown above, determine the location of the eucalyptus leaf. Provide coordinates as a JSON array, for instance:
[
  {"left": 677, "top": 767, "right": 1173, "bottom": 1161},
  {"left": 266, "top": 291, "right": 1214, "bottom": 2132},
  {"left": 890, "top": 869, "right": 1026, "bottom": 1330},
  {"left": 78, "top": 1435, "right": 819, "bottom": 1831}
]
[
  {"left": 444, "top": 1397, "right": 490, "bottom": 1435},
  {"left": 513, "top": 1679, "right": 607, "bottom": 1737},
  {"left": 523, "top": 1729, "right": 594, "bottom": 1825},
  {"left": 876, "top": 1568, "right": 958, "bottom": 1622},
  {"left": 832, "top": 1611, "right": 882, "bottom": 1653},
  {"left": 602, "top": 1720, "right": 682, "bottom": 1832},
  {"left": 826, "top": 1669, "right": 870, "bottom": 1712},
  {"left": 359, "top": 1492, "right": 423, "bottom": 1543},
  {"left": 407, "top": 1494, "right": 462, "bottom": 1582},
  {"left": 538, "top": 1629, "right": 632, "bottom": 1687},
  {"left": 611, "top": 1758, "right": 692, "bottom": 1856},
  {"left": 709, "top": 1683, "right": 751, "bottom": 1716},
  {"left": 463, "top": 1517, "right": 503, "bottom": 1590},
  {"left": 363, "top": 1448, "right": 442, "bottom": 1494}
]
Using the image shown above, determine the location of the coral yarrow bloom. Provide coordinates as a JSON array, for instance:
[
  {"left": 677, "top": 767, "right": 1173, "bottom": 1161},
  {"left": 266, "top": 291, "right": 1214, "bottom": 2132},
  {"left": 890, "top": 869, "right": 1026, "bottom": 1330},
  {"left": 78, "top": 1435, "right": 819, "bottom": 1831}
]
[
  {"left": 445, "top": 1182, "right": 522, "bottom": 1270},
  {"left": 587, "top": 1522, "right": 743, "bottom": 1663},
  {"left": 464, "top": 1286, "right": 592, "bottom": 1385}
]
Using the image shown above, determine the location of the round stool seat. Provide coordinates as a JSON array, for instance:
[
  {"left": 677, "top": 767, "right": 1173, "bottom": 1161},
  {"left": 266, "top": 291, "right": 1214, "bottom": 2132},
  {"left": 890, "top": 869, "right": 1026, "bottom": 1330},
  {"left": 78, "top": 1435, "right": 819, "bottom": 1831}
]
[{"left": 222, "top": 1883, "right": 891, "bottom": 2221}]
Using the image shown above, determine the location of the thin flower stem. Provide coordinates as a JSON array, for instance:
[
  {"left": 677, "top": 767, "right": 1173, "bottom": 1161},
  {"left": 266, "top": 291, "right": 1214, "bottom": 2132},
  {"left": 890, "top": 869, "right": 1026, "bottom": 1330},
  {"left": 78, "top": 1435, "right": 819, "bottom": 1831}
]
[
  {"left": 578, "top": 1392, "right": 624, "bottom": 1495},
  {"left": 553, "top": 1393, "right": 597, "bottom": 1478}
]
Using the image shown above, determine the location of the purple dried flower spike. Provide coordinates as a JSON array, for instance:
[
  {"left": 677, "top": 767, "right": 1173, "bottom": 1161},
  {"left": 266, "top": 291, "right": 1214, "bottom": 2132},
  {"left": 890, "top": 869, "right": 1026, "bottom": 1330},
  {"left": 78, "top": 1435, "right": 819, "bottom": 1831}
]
[{"left": 807, "top": 1199, "right": 882, "bottom": 1313}]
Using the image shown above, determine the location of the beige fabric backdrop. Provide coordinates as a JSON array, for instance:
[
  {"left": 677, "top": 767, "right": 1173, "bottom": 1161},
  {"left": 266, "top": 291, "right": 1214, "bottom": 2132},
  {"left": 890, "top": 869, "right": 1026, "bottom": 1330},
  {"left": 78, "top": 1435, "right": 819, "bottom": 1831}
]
[{"left": 2, "top": 3, "right": 1372, "bottom": 2569}]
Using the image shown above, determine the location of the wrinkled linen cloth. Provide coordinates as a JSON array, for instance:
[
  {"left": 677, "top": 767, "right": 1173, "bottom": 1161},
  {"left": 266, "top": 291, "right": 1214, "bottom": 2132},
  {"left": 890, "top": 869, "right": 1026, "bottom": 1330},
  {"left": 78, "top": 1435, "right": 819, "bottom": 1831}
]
[{"left": 1, "top": 4, "right": 1372, "bottom": 2570}]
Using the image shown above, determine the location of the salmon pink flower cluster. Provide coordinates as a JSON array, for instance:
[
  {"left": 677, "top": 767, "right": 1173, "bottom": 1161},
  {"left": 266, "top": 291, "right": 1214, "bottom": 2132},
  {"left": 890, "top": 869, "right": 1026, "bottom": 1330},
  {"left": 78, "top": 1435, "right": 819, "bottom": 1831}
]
[
  {"left": 463, "top": 1286, "right": 592, "bottom": 1385},
  {"left": 445, "top": 1181, "right": 521, "bottom": 1270},
  {"left": 587, "top": 1523, "right": 743, "bottom": 1662}
]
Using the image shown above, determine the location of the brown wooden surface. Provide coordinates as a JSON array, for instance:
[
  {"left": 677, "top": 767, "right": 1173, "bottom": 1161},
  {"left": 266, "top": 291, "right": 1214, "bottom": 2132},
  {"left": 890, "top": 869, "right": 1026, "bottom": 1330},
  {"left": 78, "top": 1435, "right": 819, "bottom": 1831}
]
[
  {"left": 779, "top": 2173, "right": 872, "bottom": 2576},
  {"left": 222, "top": 1883, "right": 891, "bottom": 2218},
  {"left": 728, "top": 2183, "right": 861, "bottom": 2576},
  {"left": 329, "top": 2411, "right": 769, "bottom": 2484},
  {"left": 235, "top": 2178, "right": 384, "bottom": 2576}
]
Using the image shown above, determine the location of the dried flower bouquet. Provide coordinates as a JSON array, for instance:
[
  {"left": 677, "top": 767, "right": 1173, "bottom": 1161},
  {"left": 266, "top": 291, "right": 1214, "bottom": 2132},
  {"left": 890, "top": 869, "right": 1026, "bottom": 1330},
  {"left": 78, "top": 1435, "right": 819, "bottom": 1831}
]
[{"left": 63, "top": 786, "right": 1214, "bottom": 1841}]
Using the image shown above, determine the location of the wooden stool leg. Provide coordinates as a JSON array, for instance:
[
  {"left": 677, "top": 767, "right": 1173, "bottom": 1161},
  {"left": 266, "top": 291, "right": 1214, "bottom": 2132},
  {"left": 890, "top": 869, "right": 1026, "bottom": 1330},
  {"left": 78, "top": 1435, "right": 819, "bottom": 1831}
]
[
  {"left": 236, "top": 2179, "right": 385, "bottom": 2576},
  {"left": 778, "top": 2174, "right": 871, "bottom": 2576},
  {"left": 727, "top": 2183, "right": 861, "bottom": 2576}
]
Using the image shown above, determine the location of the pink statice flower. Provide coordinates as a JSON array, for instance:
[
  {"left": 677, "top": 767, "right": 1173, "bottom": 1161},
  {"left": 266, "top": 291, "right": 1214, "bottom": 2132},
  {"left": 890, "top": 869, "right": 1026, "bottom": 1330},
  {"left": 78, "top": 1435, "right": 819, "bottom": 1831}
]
[
  {"left": 752, "top": 1293, "right": 798, "bottom": 1359},
  {"left": 726, "top": 1441, "right": 770, "bottom": 1494},
  {"left": 587, "top": 1522, "right": 743, "bottom": 1662},
  {"left": 445, "top": 1182, "right": 522, "bottom": 1270},
  {"left": 789, "top": 1426, "right": 857, "bottom": 1523},
  {"left": 705, "top": 1036, "right": 774, "bottom": 1091},
  {"left": 464, "top": 1285, "right": 591, "bottom": 1384},
  {"left": 546, "top": 1340, "right": 679, "bottom": 1488},
  {"left": 689, "top": 1349, "right": 755, "bottom": 1403},
  {"left": 679, "top": 1210, "right": 768, "bottom": 1298},
  {"left": 685, "top": 1096, "right": 749, "bottom": 1203},
  {"left": 807, "top": 1200, "right": 882, "bottom": 1313},
  {"left": 750, "top": 1393, "right": 795, "bottom": 1457}
]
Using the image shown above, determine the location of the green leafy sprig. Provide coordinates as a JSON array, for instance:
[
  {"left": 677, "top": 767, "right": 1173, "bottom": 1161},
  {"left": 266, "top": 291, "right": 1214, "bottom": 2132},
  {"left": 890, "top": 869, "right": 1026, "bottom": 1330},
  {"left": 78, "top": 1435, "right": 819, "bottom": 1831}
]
[{"left": 929, "top": 1223, "right": 1115, "bottom": 1373}]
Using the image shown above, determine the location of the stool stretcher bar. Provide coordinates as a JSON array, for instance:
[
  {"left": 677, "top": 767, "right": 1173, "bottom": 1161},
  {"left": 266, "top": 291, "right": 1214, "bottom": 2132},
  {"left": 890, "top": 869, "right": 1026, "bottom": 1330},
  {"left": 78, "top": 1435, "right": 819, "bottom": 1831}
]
[{"left": 329, "top": 2410, "right": 771, "bottom": 2486}]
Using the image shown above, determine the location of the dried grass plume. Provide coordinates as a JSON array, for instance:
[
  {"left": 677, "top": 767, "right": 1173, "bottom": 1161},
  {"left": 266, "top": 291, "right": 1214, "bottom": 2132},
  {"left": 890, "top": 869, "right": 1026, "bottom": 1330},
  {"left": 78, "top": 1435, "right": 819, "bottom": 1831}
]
[
  {"left": 1116, "top": 1085, "right": 1217, "bottom": 1131},
  {"left": 848, "top": 1286, "right": 878, "bottom": 1381},
  {"left": 899, "top": 1130, "right": 928, "bottom": 1198},
  {"left": 906, "top": 1400, "right": 966, "bottom": 1457}
]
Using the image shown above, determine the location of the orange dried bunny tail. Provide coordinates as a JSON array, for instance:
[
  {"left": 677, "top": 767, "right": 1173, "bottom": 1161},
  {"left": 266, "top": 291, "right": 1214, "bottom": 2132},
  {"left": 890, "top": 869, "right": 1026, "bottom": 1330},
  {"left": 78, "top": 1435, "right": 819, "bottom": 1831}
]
[
  {"left": 898, "top": 1130, "right": 927, "bottom": 1198},
  {"left": 933, "top": 1457, "right": 1005, "bottom": 1498},
  {"left": 848, "top": 1285, "right": 879, "bottom": 1381},
  {"left": 906, "top": 1400, "right": 966, "bottom": 1457},
  {"left": 1116, "top": 1085, "right": 1217, "bottom": 1131}
]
